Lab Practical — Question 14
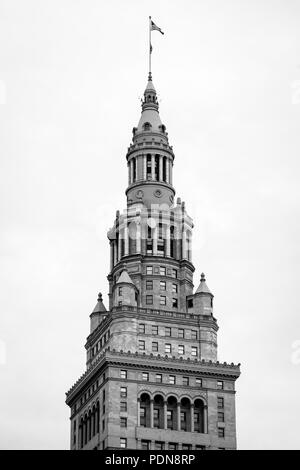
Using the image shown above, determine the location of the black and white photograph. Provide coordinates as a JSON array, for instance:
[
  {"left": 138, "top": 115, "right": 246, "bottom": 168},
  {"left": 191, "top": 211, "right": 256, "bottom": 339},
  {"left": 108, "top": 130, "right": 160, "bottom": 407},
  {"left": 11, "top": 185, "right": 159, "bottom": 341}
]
[{"left": 0, "top": 0, "right": 299, "bottom": 452}]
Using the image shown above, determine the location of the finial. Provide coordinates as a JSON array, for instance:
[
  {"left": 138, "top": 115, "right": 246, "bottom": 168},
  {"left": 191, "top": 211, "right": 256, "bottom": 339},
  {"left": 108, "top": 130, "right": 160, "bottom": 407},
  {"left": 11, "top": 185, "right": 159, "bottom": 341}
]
[
  {"left": 97, "top": 292, "right": 103, "bottom": 302},
  {"left": 148, "top": 72, "right": 152, "bottom": 81},
  {"left": 201, "top": 273, "right": 206, "bottom": 282}
]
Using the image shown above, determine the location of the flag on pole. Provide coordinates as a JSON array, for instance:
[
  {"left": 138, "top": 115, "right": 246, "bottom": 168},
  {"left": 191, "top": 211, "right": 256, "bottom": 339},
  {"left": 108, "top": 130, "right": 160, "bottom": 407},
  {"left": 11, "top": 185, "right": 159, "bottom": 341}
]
[{"left": 150, "top": 19, "right": 164, "bottom": 35}]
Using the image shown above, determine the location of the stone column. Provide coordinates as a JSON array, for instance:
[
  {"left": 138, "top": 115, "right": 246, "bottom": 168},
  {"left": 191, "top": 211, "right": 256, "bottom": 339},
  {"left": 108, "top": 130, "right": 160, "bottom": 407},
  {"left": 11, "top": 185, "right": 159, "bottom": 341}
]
[
  {"left": 118, "top": 230, "right": 122, "bottom": 260},
  {"left": 166, "top": 158, "right": 169, "bottom": 183},
  {"left": 182, "top": 229, "right": 187, "bottom": 260},
  {"left": 165, "top": 225, "right": 170, "bottom": 257},
  {"left": 152, "top": 224, "right": 158, "bottom": 255},
  {"left": 124, "top": 224, "right": 129, "bottom": 256},
  {"left": 163, "top": 401, "right": 168, "bottom": 429},
  {"left": 136, "top": 222, "right": 141, "bottom": 254},
  {"left": 190, "top": 404, "right": 194, "bottom": 433},
  {"left": 128, "top": 163, "right": 130, "bottom": 185},
  {"left": 137, "top": 399, "right": 140, "bottom": 427},
  {"left": 114, "top": 240, "right": 118, "bottom": 264},
  {"left": 143, "top": 155, "right": 147, "bottom": 180},
  {"left": 130, "top": 159, "right": 134, "bottom": 184},
  {"left": 110, "top": 241, "right": 114, "bottom": 270},
  {"left": 150, "top": 400, "right": 154, "bottom": 428},
  {"left": 151, "top": 154, "right": 155, "bottom": 180},
  {"left": 159, "top": 155, "right": 163, "bottom": 181},
  {"left": 204, "top": 405, "right": 208, "bottom": 434},
  {"left": 177, "top": 402, "right": 181, "bottom": 431},
  {"left": 169, "top": 160, "right": 173, "bottom": 185}
]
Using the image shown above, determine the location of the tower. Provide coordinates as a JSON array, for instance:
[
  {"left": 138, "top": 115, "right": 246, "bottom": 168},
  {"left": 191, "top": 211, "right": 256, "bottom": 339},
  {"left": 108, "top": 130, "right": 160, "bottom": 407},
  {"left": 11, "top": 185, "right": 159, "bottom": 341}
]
[{"left": 65, "top": 71, "right": 240, "bottom": 451}]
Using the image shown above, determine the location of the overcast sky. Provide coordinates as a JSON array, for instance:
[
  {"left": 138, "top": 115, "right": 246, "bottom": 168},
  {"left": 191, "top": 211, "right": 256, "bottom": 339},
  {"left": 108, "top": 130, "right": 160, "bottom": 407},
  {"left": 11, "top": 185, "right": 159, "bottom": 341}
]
[{"left": 0, "top": 0, "right": 300, "bottom": 450}]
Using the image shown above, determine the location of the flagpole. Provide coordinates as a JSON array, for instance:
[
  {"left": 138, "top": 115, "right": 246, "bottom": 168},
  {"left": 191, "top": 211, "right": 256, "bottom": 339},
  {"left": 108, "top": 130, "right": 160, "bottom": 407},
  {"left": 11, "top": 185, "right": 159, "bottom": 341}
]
[{"left": 149, "top": 16, "right": 152, "bottom": 79}]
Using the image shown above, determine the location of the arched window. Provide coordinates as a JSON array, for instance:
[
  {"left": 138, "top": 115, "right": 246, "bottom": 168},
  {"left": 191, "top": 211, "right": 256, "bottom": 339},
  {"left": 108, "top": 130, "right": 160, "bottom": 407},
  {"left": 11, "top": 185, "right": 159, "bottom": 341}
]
[
  {"left": 139, "top": 393, "right": 151, "bottom": 427},
  {"left": 167, "top": 396, "right": 177, "bottom": 430},
  {"left": 143, "top": 122, "right": 152, "bottom": 131},
  {"left": 194, "top": 399, "right": 205, "bottom": 433},
  {"left": 153, "top": 394, "right": 164, "bottom": 429},
  {"left": 180, "top": 398, "right": 191, "bottom": 432}
]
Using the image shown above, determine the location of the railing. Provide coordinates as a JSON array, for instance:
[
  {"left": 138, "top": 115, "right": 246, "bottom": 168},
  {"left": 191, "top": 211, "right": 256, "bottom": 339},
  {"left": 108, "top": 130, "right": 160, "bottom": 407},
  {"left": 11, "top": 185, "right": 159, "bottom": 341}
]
[{"left": 112, "top": 305, "right": 215, "bottom": 322}]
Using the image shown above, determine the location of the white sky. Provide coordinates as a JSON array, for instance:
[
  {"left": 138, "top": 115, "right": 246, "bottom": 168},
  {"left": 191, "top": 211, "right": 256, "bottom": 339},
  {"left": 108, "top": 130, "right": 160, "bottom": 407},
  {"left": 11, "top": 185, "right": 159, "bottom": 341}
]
[{"left": 0, "top": 0, "right": 300, "bottom": 450}]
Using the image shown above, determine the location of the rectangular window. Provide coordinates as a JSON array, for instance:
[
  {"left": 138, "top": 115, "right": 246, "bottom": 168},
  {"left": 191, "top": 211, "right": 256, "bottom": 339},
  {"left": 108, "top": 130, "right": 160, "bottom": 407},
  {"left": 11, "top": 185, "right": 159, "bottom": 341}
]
[
  {"left": 141, "top": 440, "right": 150, "bottom": 450},
  {"left": 152, "top": 342, "right": 158, "bottom": 352},
  {"left": 120, "top": 402, "right": 127, "bottom": 412},
  {"left": 165, "top": 343, "right": 171, "bottom": 353},
  {"left": 191, "top": 346, "right": 198, "bottom": 357},
  {"left": 156, "top": 373, "right": 162, "bottom": 383},
  {"left": 140, "top": 407, "right": 146, "bottom": 418},
  {"left": 169, "top": 375, "right": 176, "bottom": 385},
  {"left": 182, "top": 444, "right": 192, "bottom": 450},
  {"left": 217, "top": 381, "right": 224, "bottom": 390},
  {"left": 178, "top": 328, "right": 184, "bottom": 339},
  {"left": 120, "top": 417, "right": 127, "bottom": 428},
  {"left": 196, "top": 445, "right": 206, "bottom": 450},
  {"left": 153, "top": 409, "right": 159, "bottom": 420},
  {"left": 102, "top": 404, "right": 105, "bottom": 414},
  {"left": 120, "top": 387, "right": 127, "bottom": 398},
  {"left": 146, "top": 266, "right": 153, "bottom": 275},
  {"left": 102, "top": 419, "right": 105, "bottom": 431},
  {"left": 178, "top": 345, "right": 185, "bottom": 355},
  {"left": 155, "top": 441, "right": 165, "bottom": 450},
  {"left": 139, "top": 340, "right": 145, "bottom": 350},
  {"left": 152, "top": 325, "right": 158, "bottom": 335},
  {"left": 167, "top": 410, "right": 173, "bottom": 429},
  {"left": 146, "top": 280, "right": 153, "bottom": 290},
  {"left": 118, "top": 287, "right": 123, "bottom": 296},
  {"left": 218, "top": 397, "right": 224, "bottom": 409},
  {"left": 169, "top": 442, "right": 178, "bottom": 450},
  {"left": 165, "top": 327, "right": 171, "bottom": 337},
  {"left": 146, "top": 295, "right": 153, "bottom": 305},
  {"left": 171, "top": 269, "right": 177, "bottom": 278},
  {"left": 172, "top": 283, "right": 178, "bottom": 293},
  {"left": 139, "top": 323, "right": 145, "bottom": 334},
  {"left": 142, "top": 372, "right": 149, "bottom": 381},
  {"left": 196, "top": 378, "right": 202, "bottom": 387},
  {"left": 146, "top": 242, "right": 153, "bottom": 255},
  {"left": 218, "top": 428, "right": 225, "bottom": 438},
  {"left": 182, "top": 376, "right": 189, "bottom": 386},
  {"left": 191, "top": 330, "right": 198, "bottom": 340},
  {"left": 120, "top": 370, "right": 127, "bottom": 379},
  {"left": 160, "top": 281, "right": 166, "bottom": 290},
  {"left": 160, "top": 295, "right": 166, "bottom": 306},
  {"left": 172, "top": 298, "right": 178, "bottom": 308},
  {"left": 218, "top": 412, "right": 225, "bottom": 423},
  {"left": 102, "top": 390, "right": 106, "bottom": 401},
  {"left": 160, "top": 266, "right": 166, "bottom": 276},
  {"left": 120, "top": 438, "right": 127, "bottom": 448}
]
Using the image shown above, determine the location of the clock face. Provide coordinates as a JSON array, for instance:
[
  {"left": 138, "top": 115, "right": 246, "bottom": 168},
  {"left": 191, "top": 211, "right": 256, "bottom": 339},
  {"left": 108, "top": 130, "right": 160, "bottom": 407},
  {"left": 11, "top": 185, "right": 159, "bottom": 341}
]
[
  {"left": 136, "top": 189, "right": 144, "bottom": 199},
  {"left": 154, "top": 189, "right": 162, "bottom": 198}
]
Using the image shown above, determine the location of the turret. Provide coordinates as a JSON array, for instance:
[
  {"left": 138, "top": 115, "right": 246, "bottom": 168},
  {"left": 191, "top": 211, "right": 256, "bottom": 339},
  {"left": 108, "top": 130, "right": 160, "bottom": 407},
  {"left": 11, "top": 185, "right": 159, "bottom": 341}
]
[
  {"left": 89, "top": 292, "right": 107, "bottom": 333},
  {"left": 193, "top": 273, "right": 214, "bottom": 316},
  {"left": 112, "top": 269, "right": 138, "bottom": 307}
]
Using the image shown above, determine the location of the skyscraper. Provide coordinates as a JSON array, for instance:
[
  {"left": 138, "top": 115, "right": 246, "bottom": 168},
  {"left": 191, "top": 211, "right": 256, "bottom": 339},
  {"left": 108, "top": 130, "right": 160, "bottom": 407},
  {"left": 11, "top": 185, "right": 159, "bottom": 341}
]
[{"left": 65, "top": 68, "right": 240, "bottom": 450}]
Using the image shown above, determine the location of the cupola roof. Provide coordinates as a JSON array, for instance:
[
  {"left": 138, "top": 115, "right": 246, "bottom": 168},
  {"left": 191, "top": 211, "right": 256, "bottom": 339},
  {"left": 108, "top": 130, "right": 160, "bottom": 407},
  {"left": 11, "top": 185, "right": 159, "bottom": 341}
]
[
  {"left": 195, "top": 273, "right": 213, "bottom": 296},
  {"left": 92, "top": 292, "right": 107, "bottom": 314}
]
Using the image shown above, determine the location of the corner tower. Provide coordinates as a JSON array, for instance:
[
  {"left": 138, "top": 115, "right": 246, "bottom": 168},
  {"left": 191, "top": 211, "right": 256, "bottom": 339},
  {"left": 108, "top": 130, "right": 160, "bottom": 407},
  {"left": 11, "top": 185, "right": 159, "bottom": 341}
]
[{"left": 66, "top": 71, "right": 240, "bottom": 451}]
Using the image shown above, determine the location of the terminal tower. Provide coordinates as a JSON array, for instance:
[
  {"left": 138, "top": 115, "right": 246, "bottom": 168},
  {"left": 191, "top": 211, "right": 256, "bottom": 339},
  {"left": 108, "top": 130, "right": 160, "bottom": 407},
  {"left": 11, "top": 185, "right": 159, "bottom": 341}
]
[{"left": 65, "top": 69, "right": 241, "bottom": 451}]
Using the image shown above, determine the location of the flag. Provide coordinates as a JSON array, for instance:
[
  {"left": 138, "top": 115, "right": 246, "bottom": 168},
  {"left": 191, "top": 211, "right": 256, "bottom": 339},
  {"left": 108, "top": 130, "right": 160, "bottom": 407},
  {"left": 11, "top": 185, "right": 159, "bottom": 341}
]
[{"left": 151, "top": 19, "right": 164, "bottom": 35}]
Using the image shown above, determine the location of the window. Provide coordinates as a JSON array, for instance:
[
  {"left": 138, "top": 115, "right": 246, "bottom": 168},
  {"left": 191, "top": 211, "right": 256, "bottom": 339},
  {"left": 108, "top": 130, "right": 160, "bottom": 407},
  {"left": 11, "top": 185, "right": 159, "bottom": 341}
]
[
  {"left": 155, "top": 441, "right": 165, "bottom": 450},
  {"left": 120, "top": 370, "right": 127, "bottom": 379},
  {"left": 146, "top": 241, "right": 153, "bottom": 254},
  {"left": 139, "top": 340, "right": 145, "bottom": 351},
  {"left": 171, "top": 269, "right": 177, "bottom": 278},
  {"left": 218, "top": 412, "right": 225, "bottom": 423},
  {"left": 141, "top": 440, "right": 150, "bottom": 450},
  {"left": 165, "top": 343, "right": 171, "bottom": 353},
  {"left": 146, "top": 280, "right": 153, "bottom": 290},
  {"left": 218, "top": 428, "right": 225, "bottom": 438},
  {"left": 152, "top": 342, "right": 158, "bottom": 352},
  {"left": 146, "top": 295, "right": 153, "bottom": 305},
  {"left": 160, "top": 296, "right": 166, "bottom": 306},
  {"left": 178, "top": 345, "right": 185, "bottom": 355},
  {"left": 156, "top": 373, "right": 162, "bottom": 383},
  {"left": 120, "top": 417, "right": 127, "bottom": 428},
  {"left": 142, "top": 372, "right": 149, "bottom": 381},
  {"left": 217, "top": 381, "right": 224, "bottom": 390},
  {"left": 139, "top": 324, "right": 145, "bottom": 334},
  {"left": 165, "top": 327, "right": 171, "bottom": 337},
  {"left": 196, "top": 378, "right": 202, "bottom": 387},
  {"left": 169, "top": 443, "right": 178, "bottom": 450},
  {"left": 172, "top": 283, "right": 178, "bottom": 293},
  {"left": 120, "top": 402, "right": 127, "bottom": 412},
  {"left": 152, "top": 325, "right": 158, "bottom": 335},
  {"left": 178, "top": 328, "right": 184, "bottom": 339},
  {"left": 160, "top": 281, "right": 166, "bottom": 290},
  {"left": 167, "top": 410, "right": 173, "bottom": 428},
  {"left": 218, "top": 397, "right": 224, "bottom": 409},
  {"left": 172, "top": 298, "right": 178, "bottom": 308},
  {"left": 102, "top": 404, "right": 105, "bottom": 414},
  {"left": 120, "top": 387, "right": 127, "bottom": 398},
  {"left": 102, "top": 419, "right": 105, "bottom": 431},
  {"left": 191, "top": 330, "right": 198, "bottom": 340},
  {"left": 102, "top": 390, "right": 106, "bottom": 401},
  {"left": 160, "top": 266, "right": 166, "bottom": 276},
  {"left": 182, "top": 444, "right": 192, "bottom": 450},
  {"left": 191, "top": 346, "right": 198, "bottom": 357},
  {"left": 120, "top": 438, "right": 127, "bottom": 448},
  {"left": 146, "top": 266, "right": 153, "bottom": 275},
  {"left": 169, "top": 375, "right": 176, "bottom": 385},
  {"left": 196, "top": 445, "right": 206, "bottom": 450},
  {"left": 118, "top": 287, "right": 123, "bottom": 296},
  {"left": 182, "top": 376, "right": 189, "bottom": 386}
]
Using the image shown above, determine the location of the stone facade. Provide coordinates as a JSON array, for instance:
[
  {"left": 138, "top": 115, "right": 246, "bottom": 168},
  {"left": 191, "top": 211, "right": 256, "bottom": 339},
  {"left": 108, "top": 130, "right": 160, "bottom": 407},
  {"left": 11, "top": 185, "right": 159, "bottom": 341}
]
[{"left": 65, "top": 72, "right": 240, "bottom": 450}]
